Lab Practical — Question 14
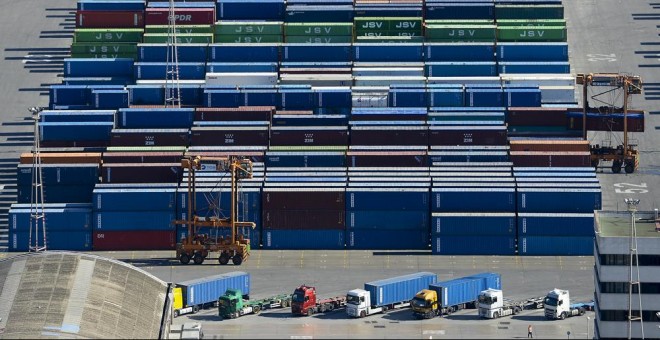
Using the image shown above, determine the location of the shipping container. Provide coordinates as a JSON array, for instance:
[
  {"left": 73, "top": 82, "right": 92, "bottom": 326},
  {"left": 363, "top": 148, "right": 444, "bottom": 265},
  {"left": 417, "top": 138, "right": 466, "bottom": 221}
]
[
  {"left": 17, "top": 163, "right": 99, "bottom": 187},
  {"left": 102, "top": 151, "right": 184, "bottom": 164},
  {"left": 425, "top": 3, "right": 494, "bottom": 20},
  {"left": 285, "top": 5, "right": 354, "bottom": 23},
  {"left": 9, "top": 206, "right": 92, "bottom": 232},
  {"left": 118, "top": 108, "right": 194, "bottom": 128},
  {"left": 19, "top": 152, "right": 102, "bottom": 165},
  {"left": 262, "top": 209, "right": 345, "bottom": 229},
  {"left": 263, "top": 188, "right": 345, "bottom": 210},
  {"left": 506, "top": 107, "right": 567, "bottom": 127},
  {"left": 347, "top": 210, "right": 428, "bottom": 229},
  {"left": 518, "top": 236, "right": 594, "bottom": 256},
  {"left": 217, "top": 0, "right": 285, "bottom": 20},
  {"left": 346, "top": 188, "right": 429, "bottom": 211},
  {"left": 270, "top": 126, "right": 349, "bottom": 146},
  {"left": 145, "top": 8, "right": 216, "bottom": 26},
  {"left": 177, "top": 271, "right": 250, "bottom": 306},
  {"left": 364, "top": 272, "right": 437, "bottom": 307},
  {"left": 74, "top": 28, "right": 144, "bottom": 43},
  {"left": 510, "top": 151, "right": 592, "bottom": 167},
  {"left": 346, "top": 151, "right": 429, "bottom": 167},
  {"left": 424, "top": 25, "right": 496, "bottom": 42},
  {"left": 16, "top": 184, "right": 95, "bottom": 204},
  {"left": 497, "top": 42, "right": 568, "bottom": 62},
  {"left": 428, "top": 125, "right": 508, "bottom": 146},
  {"left": 431, "top": 212, "right": 516, "bottom": 236},
  {"left": 429, "top": 273, "right": 501, "bottom": 308},
  {"left": 265, "top": 151, "right": 347, "bottom": 167},
  {"left": 92, "top": 230, "right": 176, "bottom": 250},
  {"left": 518, "top": 213, "right": 595, "bottom": 237},
  {"left": 190, "top": 126, "right": 268, "bottom": 146},
  {"left": 494, "top": 4, "right": 564, "bottom": 20},
  {"left": 146, "top": 24, "right": 213, "bottom": 34},
  {"left": 101, "top": 162, "right": 182, "bottom": 183},
  {"left": 346, "top": 229, "right": 428, "bottom": 250},
  {"left": 208, "top": 43, "right": 280, "bottom": 62},
  {"left": 262, "top": 229, "right": 345, "bottom": 249},
  {"left": 350, "top": 126, "right": 428, "bottom": 146},
  {"left": 92, "top": 187, "right": 177, "bottom": 211},
  {"left": 431, "top": 235, "right": 516, "bottom": 255},
  {"left": 431, "top": 187, "right": 516, "bottom": 212},
  {"left": 425, "top": 42, "right": 495, "bottom": 62},
  {"left": 76, "top": 10, "right": 145, "bottom": 28},
  {"left": 64, "top": 58, "right": 134, "bottom": 77},
  {"left": 10, "top": 231, "right": 92, "bottom": 252},
  {"left": 93, "top": 211, "right": 176, "bottom": 231},
  {"left": 517, "top": 188, "right": 602, "bottom": 213},
  {"left": 78, "top": 0, "right": 146, "bottom": 11},
  {"left": 138, "top": 44, "right": 209, "bottom": 62},
  {"left": 110, "top": 128, "right": 189, "bottom": 147},
  {"left": 353, "top": 43, "right": 423, "bottom": 62}
]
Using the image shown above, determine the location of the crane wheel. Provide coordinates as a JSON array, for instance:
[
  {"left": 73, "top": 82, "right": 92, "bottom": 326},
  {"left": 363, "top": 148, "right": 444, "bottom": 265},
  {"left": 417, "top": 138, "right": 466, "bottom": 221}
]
[
  {"left": 612, "top": 160, "right": 622, "bottom": 173},
  {"left": 179, "top": 253, "right": 191, "bottom": 265},
  {"left": 219, "top": 253, "right": 230, "bottom": 265},
  {"left": 625, "top": 163, "right": 635, "bottom": 174},
  {"left": 193, "top": 253, "right": 205, "bottom": 265},
  {"left": 232, "top": 254, "right": 243, "bottom": 266}
]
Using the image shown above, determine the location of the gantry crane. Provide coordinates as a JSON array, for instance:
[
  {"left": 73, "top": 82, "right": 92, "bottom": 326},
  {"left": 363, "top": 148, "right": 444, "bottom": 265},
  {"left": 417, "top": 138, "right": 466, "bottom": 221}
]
[
  {"left": 576, "top": 73, "right": 643, "bottom": 174},
  {"left": 173, "top": 155, "right": 255, "bottom": 265}
]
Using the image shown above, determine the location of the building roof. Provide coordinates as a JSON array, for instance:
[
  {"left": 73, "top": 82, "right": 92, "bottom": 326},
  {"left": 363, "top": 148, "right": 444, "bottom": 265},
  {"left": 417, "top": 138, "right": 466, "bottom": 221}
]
[
  {"left": 595, "top": 210, "right": 660, "bottom": 238},
  {"left": 0, "top": 251, "right": 169, "bottom": 339}
]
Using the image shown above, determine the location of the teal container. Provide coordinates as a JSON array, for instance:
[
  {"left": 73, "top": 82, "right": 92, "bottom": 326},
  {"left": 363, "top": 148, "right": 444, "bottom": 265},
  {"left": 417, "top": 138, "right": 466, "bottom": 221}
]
[
  {"left": 70, "top": 42, "right": 138, "bottom": 54},
  {"left": 143, "top": 33, "right": 213, "bottom": 44},
  {"left": 74, "top": 28, "right": 144, "bottom": 43},
  {"left": 145, "top": 25, "right": 213, "bottom": 34},
  {"left": 354, "top": 17, "right": 423, "bottom": 33},
  {"left": 70, "top": 52, "right": 138, "bottom": 59},
  {"left": 284, "top": 23, "right": 353, "bottom": 36},
  {"left": 214, "top": 21, "right": 283, "bottom": 35},
  {"left": 214, "top": 34, "right": 283, "bottom": 43},
  {"left": 285, "top": 35, "right": 353, "bottom": 43},
  {"left": 425, "top": 25, "right": 496, "bottom": 42},
  {"left": 496, "top": 26, "right": 566, "bottom": 42},
  {"left": 495, "top": 19, "right": 566, "bottom": 27}
]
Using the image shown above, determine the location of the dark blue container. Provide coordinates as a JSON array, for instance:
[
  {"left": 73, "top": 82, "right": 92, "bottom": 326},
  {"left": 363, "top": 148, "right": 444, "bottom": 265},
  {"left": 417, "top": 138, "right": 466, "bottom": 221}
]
[
  {"left": 425, "top": 2, "right": 495, "bottom": 20},
  {"left": 353, "top": 43, "right": 423, "bottom": 62},
  {"left": 282, "top": 44, "right": 352, "bottom": 62},
  {"left": 388, "top": 89, "right": 427, "bottom": 107},
  {"left": 93, "top": 188, "right": 177, "bottom": 211},
  {"left": 9, "top": 231, "right": 92, "bottom": 251},
  {"left": 17, "top": 164, "right": 99, "bottom": 187},
  {"left": 497, "top": 42, "right": 568, "bottom": 62},
  {"left": 432, "top": 235, "right": 516, "bottom": 255},
  {"left": 265, "top": 151, "right": 347, "bottom": 167},
  {"left": 204, "top": 89, "right": 241, "bottom": 107},
  {"left": 62, "top": 77, "right": 132, "bottom": 86},
  {"left": 49, "top": 85, "right": 89, "bottom": 108},
  {"left": 353, "top": 5, "right": 423, "bottom": 17},
  {"left": 279, "top": 88, "right": 315, "bottom": 110},
  {"left": 428, "top": 88, "right": 465, "bottom": 107},
  {"left": 118, "top": 108, "right": 194, "bottom": 128},
  {"left": 425, "top": 43, "right": 495, "bottom": 62},
  {"left": 431, "top": 188, "right": 516, "bottom": 212},
  {"left": 498, "top": 61, "right": 570, "bottom": 74},
  {"left": 271, "top": 114, "right": 348, "bottom": 126},
  {"left": 40, "top": 110, "right": 115, "bottom": 123},
  {"left": 466, "top": 88, "right": 504, "bottom": 107},
  {"left": 16, "top": 184, "right": 96, "bottom": 204},
  {"left": 519, "top": 236, "right": 594, "bottom": 256},
  {"left": 134, "top": 62, "right": 207, "bottom": 80},
  {"left": 285, "top": 5, "right": 354, "bottom": 22},
  {"left": 426, "top": 62, "right": 497, "bottom": 77},
  {"left": 517, "top": 188, "right": 602, "bottom": 213},
  {"left": 347, "top": 210, "right": 428, "bottom": 229},
  {"left": 518, "top": 213, "right": 595, "bottom": 237},
  {"left": 206, "top": 62, "right": 279, "bottom": 73},
  {"left": 9, "top": 206, "right": 92, "bottom": 232},
  {"left": 346, "top": 229, "right": 429, "bottom": 250},
  {"left": 138, "top": 44, "right": 209, "bottom": 62},
  {"left": 208, "top": 44, "right": 280, "bottom": 62},
  {"left": 346, "top": 188, "right": 429, "bottom": 211},
  {"left": 78, "top": 0, "right": 146, "bottom": 11},
  {"left": 177, "top": 271, "right": 251, "bottom": 306},
  {"left": 504, "top": 88, "right": 542, "bottom": 107},
  {"left": 430, "top": 272, "right": 501, "bottom": 308},
  {"left": 244, "top": 89, "right": 281, "bottom": 106},
  {"left": 179, "top": 84, "right": 204, "bottom": 107},
  {"left": 64, "top": 58, "right": 134, "bottom": 77},
  {"left": 262, "top": 229, "right": 345, "bottom": 249},
  {"left": 91, "top": 89, "right": 129, "bottom": 109},
  {"left": 315, "top": 87, "right": 352, "bottom": 108},
  {"left": 128, "top": 85, "right": 165, "bottom": 105},
  {"left": 364, "top": 272, "right": 437, "bottom": 307},
  {"left": 431, "top": 212, "right": 516, "bottom": 236},
  {"left": 92, "top": 211, "right": 176, "bottom": 231},
  {"left": 217, "top": 0, "right": 285, "bottom": 20}
]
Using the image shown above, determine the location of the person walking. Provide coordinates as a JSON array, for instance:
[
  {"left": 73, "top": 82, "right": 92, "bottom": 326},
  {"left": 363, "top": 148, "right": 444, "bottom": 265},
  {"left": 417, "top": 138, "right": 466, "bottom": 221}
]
[{"left": 528, "top": 324, "right": 533, "bottom": 338}]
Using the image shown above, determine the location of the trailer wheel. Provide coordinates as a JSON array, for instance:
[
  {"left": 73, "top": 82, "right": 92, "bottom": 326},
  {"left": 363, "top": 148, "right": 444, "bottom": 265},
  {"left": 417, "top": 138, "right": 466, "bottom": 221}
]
[
  {"left": 625, "top": 163, "right": 635, "bottom": 174},
  {"left": 513, "top": 307, "right": 522, "bottom": 315},
  {"left": 579, "top": 307, "right": 585, "bottom": 316},
  {"left": 179, "top": 253, "right": 190, "bottom": 265},
  {"left": 282, "top": 299, "right": 289, "bottom": 308},
  {"left": 193, "top": 305, "right": 200, "bottom": 314},
  {"left": 218, "top": 253, "right": 230, "bottom": 265},
  {"left": 173, "top": 310, "right": 179, "bottom": 318},
  {"left": 232, "top": 254, "right": 243, "bottom": 266},
  {"left": 326, "top": 304, "right": 334, "bottom": 312},
  {"left": 193, "top": 253, "right": 205, "bottom": 265}
]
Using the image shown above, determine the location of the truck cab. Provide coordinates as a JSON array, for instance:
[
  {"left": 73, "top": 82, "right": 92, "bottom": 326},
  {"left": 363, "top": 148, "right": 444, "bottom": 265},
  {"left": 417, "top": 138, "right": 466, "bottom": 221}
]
[
  {"left": 478, "top": 288, "right": 503, "bottom": 318},
  {"left": 544, "top": 288, "right": 570, "bottom": 320},
  {"left": 218, "top": 289, "right": 246, "bottom": 319},
  {"left": 346, "top": 289, "right": 378, "bottom": 318},
  {"left": 411, "top": 289, "right": 438, "bottom": 319},
  {"left": 291, "top": 285, "right": 316, "bottom": 315}
]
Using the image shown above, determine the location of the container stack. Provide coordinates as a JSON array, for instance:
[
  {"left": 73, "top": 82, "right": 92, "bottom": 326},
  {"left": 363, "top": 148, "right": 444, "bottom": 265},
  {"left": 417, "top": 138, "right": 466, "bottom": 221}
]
[
  {"left": 143, "top": 1, "right": 215, "bottom": 44},
  {"left": 512, "top": 139, "right": 600, "bottom": 256},
  {"left": 16, "top": 163, "right": 100, "bottom": 204}
]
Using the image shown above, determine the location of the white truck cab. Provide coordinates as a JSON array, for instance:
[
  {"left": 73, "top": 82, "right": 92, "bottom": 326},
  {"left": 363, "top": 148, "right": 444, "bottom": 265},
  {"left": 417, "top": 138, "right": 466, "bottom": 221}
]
[
  {"left": 346, "top": 289, "right": 383, "bottom": 318},
  {"left": 544, "top": 288, "right": 574, "bottom": 320},
  {"left": 478, "top": 288, "right": 504, "bottom": 318}
]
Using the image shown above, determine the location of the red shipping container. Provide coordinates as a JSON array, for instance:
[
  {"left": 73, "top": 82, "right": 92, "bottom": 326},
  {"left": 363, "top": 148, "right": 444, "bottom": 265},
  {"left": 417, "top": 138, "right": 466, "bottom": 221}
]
[
  {"left": 263, "top": 190, "right": 345, "bottom": 210},
  {"left": 270, "top": 128, "right": 349, "bottom": 146},
  {"left": 76, "top": 10, "right": 145, "bottom": 28},
  {"left": 101, "top": 151, "right": 185, "bottom": 164},
  {"left": 101, "top": 163, "right": 182, "bottom": 183},
  {"left": 509, "top": 140, "right": 590, "bottom": 152},
  {"left": 93, "top": 230, "right": 175, "bottom": 250},
  {"left": 144, "top": 8, "right": 215, "bottom": 25},
  {"left": 349, "top": 127, "right": 428, "bottom": 146},
  {"left": 506, "top": 107, "right": 567, "bottom": 127}
]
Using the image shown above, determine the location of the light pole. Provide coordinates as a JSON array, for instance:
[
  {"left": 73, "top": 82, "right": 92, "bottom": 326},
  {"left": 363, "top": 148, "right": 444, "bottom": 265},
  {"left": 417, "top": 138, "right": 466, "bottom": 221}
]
[{"left": 587, "top": 316, "right": 591, "bottom": 339}]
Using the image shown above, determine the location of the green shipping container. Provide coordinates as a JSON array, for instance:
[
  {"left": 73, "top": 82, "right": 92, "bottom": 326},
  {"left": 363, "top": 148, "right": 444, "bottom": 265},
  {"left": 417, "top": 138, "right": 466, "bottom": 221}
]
[
  {"left": 70, "top": 42, "right": 138, "bottom": 54},
  {"left": 214, "top": 21, "right": 283, "bottom": 35},
  {"left": 494, "top": 5, "right": 565, "bottom": 20},
  {"left": 425, "top": 25, "right": 496, "bottom": 42},
  {"left": 495, "top": 19, "right": 566, "bottom": 27},
  {"left": 285, "top": 35, "right": 353, "bottom": 43},
  {"left": 355, "top": 35, "right": 424, "bottom": 43},
  {"left": 284, "top": 23, "right": 353, "bottom": 36},
  {"left": 74, "top": 28, "right": 144, "bottom": 43},
  {"left": 355, "top": 31, "right": 422, "bottom": 38},
  {"left": 143, "top": 33, "right": 213, "bottom": 44},
  {"left": 496, "top": 26, "right": 566, "bottom": 42},
  {"left": 354, "top": 17, "right": 423, "bottom": 33},
  {"left": 145, "top": 25, "right": 213, "bottom": 34},
  {"left": 70, "top": 52, "right": 138, "bottom": 59},
  {"left": 214, "top": 34, "right": 283, "bottom": 43}
]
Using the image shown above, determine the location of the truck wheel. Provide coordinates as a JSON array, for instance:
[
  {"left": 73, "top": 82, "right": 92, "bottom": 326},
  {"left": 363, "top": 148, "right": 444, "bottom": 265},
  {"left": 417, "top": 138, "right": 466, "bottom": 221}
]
[
  {"left": 173, "top": 310, "right": 179, "bottom": 318},
  {"left": 307, "top": 308, "right": 314, "bottom": 316},
  {"left": 326, "top": 304, "right": 334, "bottom": 312},
  {"left": 560, "top": 312, "right": 566, "bottom": 320},
  {"left": 232, "top": 254, "right": 243, "bottom": 266},
  {"left": 360, "top": 310, "right": 366, "bottom": 318},
  {"left": 193, "top": 253, "right": 204, "bottom": 265},
  {"left": 254, "top": 305, "right": 261, "bottom": 314},
  {"left": 493, "top": 312, "right": 499, "bottom": 319},
  {"left": 513, "top": 307, "right": 522, "bottom": 315},
  {"left": 218, "top": 253, "right": 230, "bottom": 265},
  {"left": 579, "top": 307, "right": 585, "bottom": 316},
  {"left": 179, "top": 253, "right": 190, "bottom": 265}
]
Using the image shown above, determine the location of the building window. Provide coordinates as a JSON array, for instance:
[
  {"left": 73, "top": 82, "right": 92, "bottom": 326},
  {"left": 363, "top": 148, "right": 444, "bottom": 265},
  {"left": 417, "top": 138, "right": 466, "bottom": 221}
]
[
  {"left": 600, "top": 254, "right": 660, "bottom": 266},
  {"left": 599, "top": 281, "right": 660, "bottom": 294},
  {"left": 599, "top": 309, "right": 660, "bottom": 322}
]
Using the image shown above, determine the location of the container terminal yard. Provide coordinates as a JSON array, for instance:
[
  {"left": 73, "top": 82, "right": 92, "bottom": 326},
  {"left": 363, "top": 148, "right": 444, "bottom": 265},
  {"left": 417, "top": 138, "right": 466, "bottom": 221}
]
[{"left": 0, "top": 0, "right": 659, "bottom": 339}]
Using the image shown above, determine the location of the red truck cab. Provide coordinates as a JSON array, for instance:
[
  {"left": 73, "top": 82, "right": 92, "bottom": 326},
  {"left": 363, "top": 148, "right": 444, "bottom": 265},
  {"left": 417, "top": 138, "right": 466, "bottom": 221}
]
[{"left": 291, "top": 285, "right": 316, "bottom": 315}]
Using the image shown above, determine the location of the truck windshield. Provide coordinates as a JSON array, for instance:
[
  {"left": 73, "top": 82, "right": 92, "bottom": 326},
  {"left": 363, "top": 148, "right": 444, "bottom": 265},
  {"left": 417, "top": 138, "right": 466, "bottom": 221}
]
[
  {"left": 411, "top": 297, "right": 428, "bottom": 308},
  {"left": 544, "top": 296, "right": 558, "bottom": 306},
  {"left": 292, "top": 292, "right": 305, "bottom": 303},
  {"left": 346, "top": 294, "right": 360, "bottom": 305},
  {"left": 478, "top": 295, "right": 494, "bottom": 305}
]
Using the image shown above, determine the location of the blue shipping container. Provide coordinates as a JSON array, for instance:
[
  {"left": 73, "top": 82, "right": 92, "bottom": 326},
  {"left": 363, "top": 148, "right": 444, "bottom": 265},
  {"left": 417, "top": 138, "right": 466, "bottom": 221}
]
[
  {"left": 208, "top": 44, "right": 280, "bottom": 62},
  {"left": 364, "top": 272, "right": 437, "bottom": 307},
  {"left": 517, "top": 188, "right": 602, "bottom": 213},
  {"left": 64, "top": 58, "right": 134, "bottom": 77},
  {"left": 9, "top": 231, "right": 92, "bottom": 251},
  {"left": 518, "top": 213, "right": 595, "bottom": 237},
  {"left": 497, "top": 42, "right": 569, "bottom": 62},
  {"left": 128, "top": 85, "right": 165, "bottom": 105},
  {"left": 16, "top": 184, "right": 95, "bottom": 204},
  {"left": 39, "top": 122, "right": 113, "bottom": 142},
  {"left": 282, "top": 44, "right": 352, "bottom": 62},
  {"left": 17, "top": 164, "right": 99, "bottom": 187},
  {"left": 265, "top": 152, "right": 347, "bottom": 168},
  {"left": 178, "top": 271, "right": 251, "bottom": 306},
  {"left": 9, "top": 207, "right": 92, "bottom": 232},
  {"left": 93, "top": 211, "right": 176, "bottom": 231},
  {"left": 345, "top": 229, "right": 429, "bottom": 250},
  {"left": 346, "top": 188, "right": 429, "bottom": 211},
  {"left": 39, "top": 110, "right": 115, "bottom": 123},
  {"left": 138, "top": 44, "right": 209, "bottom": 63},
  {"left": 425, "top": 43, "right": 496, "bottom": 62},
  {"left": 519, "top": 236, "right": 594, "bottom": 256},
  {"left": 430, "top": 272, "right": 501, "bottom": 308},
  {"left": 353, "top": 43, "right": 423, "bottom": 62},
  {"left": 431, "top": 212, "right": 516, "bottom": 236},
  {"left": 431, "top": 235, "right": 516, "bottom": 255},
  {"left": 432, "top": 188, "right": 516, "bottom": 212},
  {"left": 93, "top": 188, "right": 177, "bottom": 211},
  {"left": 118, "top": 108, "right": 194, "bottom": 128},
  {"left": 262, "top": 229, "right": 345, "bottom": 249}
]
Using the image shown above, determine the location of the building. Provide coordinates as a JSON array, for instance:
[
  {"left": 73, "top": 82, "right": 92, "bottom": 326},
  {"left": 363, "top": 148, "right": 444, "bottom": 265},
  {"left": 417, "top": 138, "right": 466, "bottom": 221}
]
[{"left": 594, "top": 210, "right": 660, "bottom": 339}]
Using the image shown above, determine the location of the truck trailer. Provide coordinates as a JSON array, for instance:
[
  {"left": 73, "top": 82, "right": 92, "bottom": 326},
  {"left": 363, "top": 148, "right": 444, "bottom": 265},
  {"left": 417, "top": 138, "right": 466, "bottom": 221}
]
[
  {"left": 218, "top": 288, "right": 292, "bottom": 319},
  {"left": 291, "top": 285, "right": 347, "bottom": 316},
  {"left": 173, "top": 271, "right": 250, "bottom": 317},
  {"left": 478, "top": 289, "right": 545, "bottom": 319},
  {"left": 346, "top": 272, "right": 437, "bottom": 318},
  {"left": 411, "top": 272, "right": 501, "bottom": 319}
]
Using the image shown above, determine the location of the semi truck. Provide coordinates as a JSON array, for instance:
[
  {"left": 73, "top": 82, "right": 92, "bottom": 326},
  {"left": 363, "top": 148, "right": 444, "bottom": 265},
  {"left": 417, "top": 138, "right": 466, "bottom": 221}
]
[
  {"left": 411, "top": 272, "right": 500, "bottom": 319},
  {"left": 291, "top": 285, "right": 347, "bottom": 316},
  {"left": 477, "top": 289, "right": 545, "bottom": 319},
  {"left": 544, "top": 288, "right": 586, "bottom": 320},
  {"left": 218, "top": 288, "right": 292, "bottom": 319},
  {"left": 172, "top": 271, "right": 250, "bottom": 317},
  {"left": 346, "top": 272, "right": 437, "bottom": 318}
]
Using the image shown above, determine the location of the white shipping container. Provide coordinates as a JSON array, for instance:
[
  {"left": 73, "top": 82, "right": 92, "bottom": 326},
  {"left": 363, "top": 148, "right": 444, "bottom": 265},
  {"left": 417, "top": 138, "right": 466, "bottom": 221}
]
[
  {"left": 539, "top": 85, "right": 576, "bottom": 103},
  {"left": 205, "top": 72, "right": 278, "bottom": 87}
]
